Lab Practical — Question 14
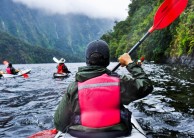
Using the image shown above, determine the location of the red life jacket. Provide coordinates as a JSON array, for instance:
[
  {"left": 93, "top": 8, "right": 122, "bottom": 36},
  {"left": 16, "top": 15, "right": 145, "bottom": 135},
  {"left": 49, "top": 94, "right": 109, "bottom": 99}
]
[
  {"left": 57, "top": 64, "right": 64, "bottom": 73},
  {"left": 78, "top": 73, "right": 120, "bottom": 128},
  {"left": 6, "top": 68, "right": 11, "bottom": 74}
]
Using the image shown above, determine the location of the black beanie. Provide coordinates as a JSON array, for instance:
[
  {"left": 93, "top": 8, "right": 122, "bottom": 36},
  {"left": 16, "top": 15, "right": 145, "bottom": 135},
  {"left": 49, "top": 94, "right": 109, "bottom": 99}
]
[
  {"left": 8, "top": 63, "right": 12, "bottom": 67},
  {"left": 86, "top": 40, "right": 110, "bottom": 67}
]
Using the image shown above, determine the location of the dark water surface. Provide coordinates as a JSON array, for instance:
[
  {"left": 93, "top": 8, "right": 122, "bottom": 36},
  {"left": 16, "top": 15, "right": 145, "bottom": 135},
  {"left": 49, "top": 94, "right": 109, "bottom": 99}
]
[{"left": 0, "top": 63, "right": 194, "bottom": 138}]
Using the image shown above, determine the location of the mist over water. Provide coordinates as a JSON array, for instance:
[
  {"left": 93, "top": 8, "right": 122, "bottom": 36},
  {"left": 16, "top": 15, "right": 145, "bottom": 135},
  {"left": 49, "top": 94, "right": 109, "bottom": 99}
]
[{"left": 0, "top": 63, "right": 194, "bottom": 138}]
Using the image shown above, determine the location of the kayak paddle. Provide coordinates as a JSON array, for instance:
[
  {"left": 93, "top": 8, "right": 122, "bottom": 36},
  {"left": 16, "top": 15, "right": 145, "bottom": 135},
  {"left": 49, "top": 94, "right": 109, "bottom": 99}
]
[
  {"left": 19, "top": 71, "right": 29, "bottom": 78},
  {"left": 53, "top": 57, "right": 59, "bottom": 63},
  {"left": 111, "top": 0, "right": 188, "bottom": 72}
]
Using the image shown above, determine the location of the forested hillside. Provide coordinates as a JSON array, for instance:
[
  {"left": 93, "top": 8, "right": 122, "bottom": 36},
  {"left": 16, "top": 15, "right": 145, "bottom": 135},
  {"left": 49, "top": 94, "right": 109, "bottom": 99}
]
[
  {"left": 0, "top": 0, "right": 114, "bottom": 63},
  {"left": 101, "top": 0, "right": 194, "bottom": 63},
  {"left": 0, "top": 31, "right": 79, "bottom": 63}
]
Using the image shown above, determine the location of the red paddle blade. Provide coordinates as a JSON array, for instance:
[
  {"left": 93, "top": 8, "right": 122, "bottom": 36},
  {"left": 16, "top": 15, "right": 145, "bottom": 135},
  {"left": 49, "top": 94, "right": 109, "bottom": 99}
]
[
  {"left": 3, "top": 60, "right": 9, "bottom": 65},
  {"left": 149, "top": 0, "right": 188, "bottom": 32},
  {"left": 22, "top": 73, "right": 29, "bottom": 78},
  {"left": 28, "top": 129, "right": 57, "bottom": 138},
  {"left": 140, "top": 56, "right": 145, "bottom": 62}
]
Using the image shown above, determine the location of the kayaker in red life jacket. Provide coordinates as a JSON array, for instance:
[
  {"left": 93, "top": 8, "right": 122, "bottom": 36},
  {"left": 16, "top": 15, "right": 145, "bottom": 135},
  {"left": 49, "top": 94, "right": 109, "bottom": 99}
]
[
  {"left": 54, "top": 40, "right": 153, "bottom": 138},
  {"left": 6, "top": 63, "right": 19, "bottom": 75},
  {"left": 136, "top": 56, "right": 145, "bottom": 66},
  {"left": 56, "top": 58, "right": 71, "bottom": 74}
]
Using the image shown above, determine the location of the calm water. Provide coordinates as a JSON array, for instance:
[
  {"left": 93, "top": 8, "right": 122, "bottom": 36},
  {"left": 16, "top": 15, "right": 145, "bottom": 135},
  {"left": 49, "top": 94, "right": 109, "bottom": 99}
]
[{"left": 0, "top": 63, "right": 194, "bottom": 138}]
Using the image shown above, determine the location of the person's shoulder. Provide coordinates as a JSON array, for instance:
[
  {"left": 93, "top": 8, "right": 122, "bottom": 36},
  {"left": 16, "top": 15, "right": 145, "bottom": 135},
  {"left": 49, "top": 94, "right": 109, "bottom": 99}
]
[
  {"left": 67, "top": 81, "right": 78, "bottom": 91},
  {"left": 66, "top": 82, "right": 78, "bottom": 98}
]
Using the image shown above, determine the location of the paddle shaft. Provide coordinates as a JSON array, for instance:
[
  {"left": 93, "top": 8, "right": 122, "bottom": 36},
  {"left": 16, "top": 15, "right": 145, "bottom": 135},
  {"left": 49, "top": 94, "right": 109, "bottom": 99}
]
[{"left": 111, "top": 31, "right": 150, "bottom": 72}]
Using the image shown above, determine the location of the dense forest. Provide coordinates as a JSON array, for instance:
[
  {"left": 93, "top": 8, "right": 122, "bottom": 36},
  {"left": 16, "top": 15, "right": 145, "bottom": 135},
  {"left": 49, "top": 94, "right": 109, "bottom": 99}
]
[
  {"left": 101, "top": 0, "right": 194, "bottom": 64},
  {"left": 0, "top": 31, "right": 80, "bottom": 63}
]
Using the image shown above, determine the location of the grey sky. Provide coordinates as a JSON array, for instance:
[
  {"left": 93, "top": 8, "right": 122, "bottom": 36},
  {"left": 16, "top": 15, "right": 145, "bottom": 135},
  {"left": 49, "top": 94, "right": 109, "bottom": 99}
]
[{"left": 12, "top": 0, "right": 131, "bottom": 20}]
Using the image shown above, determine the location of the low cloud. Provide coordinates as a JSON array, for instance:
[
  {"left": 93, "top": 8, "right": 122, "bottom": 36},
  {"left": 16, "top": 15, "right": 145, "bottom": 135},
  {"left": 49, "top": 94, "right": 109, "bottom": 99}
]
[{"left": 12, "top": 0, "right": 131, "bottom": 20}]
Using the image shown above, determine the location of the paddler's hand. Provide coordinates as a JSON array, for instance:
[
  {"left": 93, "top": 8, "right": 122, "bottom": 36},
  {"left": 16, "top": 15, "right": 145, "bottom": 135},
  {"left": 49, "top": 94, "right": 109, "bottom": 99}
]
[
  {"left": 118, "top": 53, "right": 133, "bottom": 67},
  {"left": 16, "top": 69, "right": 20, "bottom": 73}
]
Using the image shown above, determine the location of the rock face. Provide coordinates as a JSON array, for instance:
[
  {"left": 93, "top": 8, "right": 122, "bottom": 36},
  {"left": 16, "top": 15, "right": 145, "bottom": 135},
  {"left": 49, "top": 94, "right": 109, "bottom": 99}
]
[{"left": 167, "top": 54, "right": 194, "bottom": 67}]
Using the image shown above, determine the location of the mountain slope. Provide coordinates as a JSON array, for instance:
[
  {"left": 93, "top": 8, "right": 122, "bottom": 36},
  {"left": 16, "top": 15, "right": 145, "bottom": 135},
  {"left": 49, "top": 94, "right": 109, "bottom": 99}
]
[
  {"left": 0, "top": 0, "right": 114, "bottom": 62},
  {"left": 0, "top": 31, "right": 79, "bottom": 63}
]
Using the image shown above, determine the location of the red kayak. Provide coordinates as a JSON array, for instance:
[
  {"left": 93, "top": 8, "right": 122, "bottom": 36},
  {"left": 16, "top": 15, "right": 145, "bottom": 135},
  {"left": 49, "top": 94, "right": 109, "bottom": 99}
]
[{"left": 28, "top": 129, "right": 58, "bottom": 138}]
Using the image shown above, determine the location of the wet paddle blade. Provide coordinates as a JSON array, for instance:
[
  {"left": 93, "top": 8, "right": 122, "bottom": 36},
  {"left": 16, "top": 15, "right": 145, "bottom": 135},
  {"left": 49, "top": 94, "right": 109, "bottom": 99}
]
[
  {"left": 28, "top": 129, "right": 57, "bottom": 138},
  {"left": 140, "top": 56, "right": 145, "bottom": 62},
  {"left": 22, "top": 73, "right": 29, "bottom": 78},
  {"left": 53, "top": 57, "right": 59, "bottom": 63},
  {"left": 149, "top": 0, "right": 188, "bottom": 32}
]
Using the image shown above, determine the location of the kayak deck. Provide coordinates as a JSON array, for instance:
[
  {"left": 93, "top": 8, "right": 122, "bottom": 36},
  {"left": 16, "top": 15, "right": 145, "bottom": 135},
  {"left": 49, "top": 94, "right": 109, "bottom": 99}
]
[
  {"left": 56, "top": 129, "right": 146, "bottom": 138},
  {"left": 54, "top": 115, "right": 146, "bottom": 138},
  {"left": 53, "top": 73, "right": 69, "bottom": 79},
  {"left": 28, "top": 115, "right": 146, "bottom": 138}
]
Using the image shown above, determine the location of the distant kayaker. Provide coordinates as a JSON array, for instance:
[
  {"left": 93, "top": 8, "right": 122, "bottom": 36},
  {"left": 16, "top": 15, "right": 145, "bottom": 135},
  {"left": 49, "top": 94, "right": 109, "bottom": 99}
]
[
  {"left": 54, "top": 40, "right": 153, "bottom": 137},
  {"left": 56, "top": 58, "right": 71, "bottom": 74},
  {"left": 136, "top": 56, "right": 145, "bottom": 66},
  {"left": 6, "top": 63, "right": 19, "bottom": 75}
]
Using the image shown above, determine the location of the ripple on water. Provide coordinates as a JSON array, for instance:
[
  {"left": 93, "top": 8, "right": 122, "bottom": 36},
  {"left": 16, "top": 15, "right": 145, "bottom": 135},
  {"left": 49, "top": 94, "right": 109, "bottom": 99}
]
[
  {"left": 0, "top": 63, "right": 194, "bottom": 137},
  {"left": 0, "top": 112, "right": 14, "bottom": 128}
]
